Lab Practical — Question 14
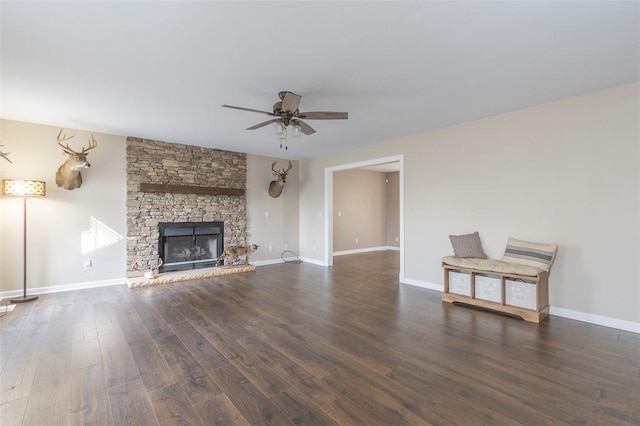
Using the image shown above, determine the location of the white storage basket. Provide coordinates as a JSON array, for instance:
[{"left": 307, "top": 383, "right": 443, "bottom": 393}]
[
  {"left": 506, "top": 279, "right": 537, "bottom": 310},
  {"left": 475, "top": 274, "right": 502, "bottom": 303},
  {"left": 449, "top": 271, "right": 471, "bottom": 297}
]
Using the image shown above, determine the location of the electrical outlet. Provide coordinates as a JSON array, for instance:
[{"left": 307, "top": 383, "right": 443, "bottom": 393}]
[
  {"left": 395, "top": 236, "right": 399, "bottom": 242},
  {"left": 355, "top": 237, "right": 359, "bottom": 244},
  {"left": 83, "top": 260, "right": 92, "bottom": 271},
  {"left": 338, "top": 210, "right": 342, "bottom": 217},
  {"left": 265, "top": 210, "right": 270, "bottom": 218},
  {"left": 283, "top": 243, "right": 288, "bottom": 250},
  {"left": 268, "top": 245, "right": 273, "bottom": 252}
]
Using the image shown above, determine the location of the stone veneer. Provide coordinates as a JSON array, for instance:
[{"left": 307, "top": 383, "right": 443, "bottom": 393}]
[{"left": 126, "top": 137, "right": 247, "bottom": 277}]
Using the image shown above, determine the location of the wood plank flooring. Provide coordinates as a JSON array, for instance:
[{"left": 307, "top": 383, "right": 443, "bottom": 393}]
[{"left": 1, "top": 251, "right": 639, "bottom": 425}]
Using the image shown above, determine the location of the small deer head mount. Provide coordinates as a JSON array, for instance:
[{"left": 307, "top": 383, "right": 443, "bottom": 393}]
[
  {"left": 268, "top": 160, "right": 292, "bottom": 198},
  {"left": 0, "top": 145, "right": 12, "bottom": 163},
  {"left": 55, "top": 129, "right": 98, "bottom": 190}
]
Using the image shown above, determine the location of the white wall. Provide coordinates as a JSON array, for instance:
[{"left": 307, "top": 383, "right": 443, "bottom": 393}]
[
  {"left": 299, "top": 82, "right": 640, "bottom": 325},
  {"left": 0, "top": 120, "right": 127, "bottom": 292},
  {"left": 246, "top": 155, "right": 300, "bottom": 263},
  {"left": 0, "top": 119, "right": 5, "bottom": 292},
  {"left": 385, "top": 171, "right": 400, "bottom": 247},
  {"left": 333, "top": 169, "right": 387, "bottom": 252}
]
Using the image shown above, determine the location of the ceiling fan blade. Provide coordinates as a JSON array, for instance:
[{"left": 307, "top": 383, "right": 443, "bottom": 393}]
[
  {"left": 246, "top": 119, "right": 278, "bottom": 130},
  {"left": 281, "top": 92, "right": 302, "bottom": 113},
  {"left": 297, "top": 120, "right": 316, "bottom": 135},
  {"left": 246, "top": 118, "right": 278, "bottom": 130},
  {"left": 297, "top": 111, "right": 348, "bottom": 120},
  {"left": 222, "top": 105, "right": 275, "bottom": 116}
]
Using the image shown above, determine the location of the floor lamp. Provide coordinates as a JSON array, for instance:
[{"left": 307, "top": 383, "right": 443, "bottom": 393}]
[{"left": 2, "top": 179, "right": 46, "bottom": 303}]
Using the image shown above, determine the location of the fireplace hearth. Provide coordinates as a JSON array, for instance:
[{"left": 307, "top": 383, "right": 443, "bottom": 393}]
[{"left": 158, "top": 222, "right": 223, "bottom": 272}]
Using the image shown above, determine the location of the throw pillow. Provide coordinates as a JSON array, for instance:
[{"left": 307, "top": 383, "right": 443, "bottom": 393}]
[
  {"left": 449, "top": 231, "right": 487, "bottom": 259},
  {"left": 502, "top": 237, "right": 557, "bottom": 272}
]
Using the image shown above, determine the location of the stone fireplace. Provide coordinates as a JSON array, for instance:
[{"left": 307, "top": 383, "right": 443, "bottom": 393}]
[{"left": 126, "top": 137, "right": 247, "bottom": 279}]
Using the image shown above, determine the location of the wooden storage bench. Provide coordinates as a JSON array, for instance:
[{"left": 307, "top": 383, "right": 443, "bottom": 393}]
[{"left": 442, "top": 262, "right": 550, "bottom": 323}]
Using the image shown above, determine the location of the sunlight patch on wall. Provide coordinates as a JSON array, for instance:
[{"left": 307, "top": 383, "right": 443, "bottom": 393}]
[{"left": 81, "top": 216, "right": 123, "bottom": 255}]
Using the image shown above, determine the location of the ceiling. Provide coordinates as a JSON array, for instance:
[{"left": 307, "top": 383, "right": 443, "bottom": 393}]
[{"left": 1, "top": 1, "right": 638, "bottom": 159}]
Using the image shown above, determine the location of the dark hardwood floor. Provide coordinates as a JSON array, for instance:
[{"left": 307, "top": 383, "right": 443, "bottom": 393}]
[{"left": 1, "top": 250, "right": 639, "bottom": 425}]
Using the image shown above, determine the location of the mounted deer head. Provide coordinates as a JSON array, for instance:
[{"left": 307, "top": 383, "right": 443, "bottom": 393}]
[
  {"left": 268, "top": 160, "right": 293, "bottom": 198},
  {"left": 0, "top": 145, "right": 12, "bottom": 163},
  {"left": 55, "top": 129, "right": 98, "bottom": 190}
]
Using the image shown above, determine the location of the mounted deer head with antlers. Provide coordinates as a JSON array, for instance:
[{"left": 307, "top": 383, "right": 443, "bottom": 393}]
[
  {"left": 55, "top": 129, "right": 98, "bottom": 190},
  {"left": 0, "top": 145, "right": 12, "bottom": 163},
  {"left": 268, "top": 160, "right": 293, "bottom": 198}
]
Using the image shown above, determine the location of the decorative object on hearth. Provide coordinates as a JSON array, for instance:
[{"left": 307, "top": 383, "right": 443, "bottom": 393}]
[
  {"left": 55, "top": 128, "right": 98, "bottom": 190},
  {"left": 2, "top": 179, "right": 46, "bottom": 303},
  {"left": 268, "top": 161, "right": 293, "bottom": 198},
  {"left": 133, "top": 257, "right": 164, "bottom": 279},
  {"left": 216, "top": 244, "right": 259, "bottom": 266},
  {"left": 222, "top": 91, "right": 348, "bottom": 150},
  {"left": 0, "top": 144, "right": 13, "bottom": 163}
]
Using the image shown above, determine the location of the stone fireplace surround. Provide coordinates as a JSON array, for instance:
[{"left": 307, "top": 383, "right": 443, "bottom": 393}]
[{"left": 126, "top": 137, "right": 248, "bottom": 284}]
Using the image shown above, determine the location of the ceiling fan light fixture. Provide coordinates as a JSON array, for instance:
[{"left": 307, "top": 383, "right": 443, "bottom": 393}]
[
  {"left": 291, "top": 121, "right": 302, "bottom": 137},
  {"left": 278, "top": 124, "right": 287, "bottom": 141}
]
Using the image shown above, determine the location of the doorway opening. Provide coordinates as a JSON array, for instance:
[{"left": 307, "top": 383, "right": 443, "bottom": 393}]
[{"left": 324, "top": 155, "right": 405, "bottom": 281}]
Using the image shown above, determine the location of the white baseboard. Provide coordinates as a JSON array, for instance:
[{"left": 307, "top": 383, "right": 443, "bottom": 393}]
[
  {"left": 253, "top": 253, "right": 312, "bottom": 266},
  {"left": 400, "top": 278, "right": 640, "bottom": 334},
  {"left": 400, "top": 277, "right": 443, "bottom": 292},
  {"left": 333, "top": 246, "right": 399, "bottom": 256},
  {"left": 252, "top": 259, "right": 284, "bottom": 267},
  {"left": 0, "top": 278, "right": 125, "bottom": 300},
  {"left": 550, "top": 306, "right": 640, "bottom": 334},
  {"left": 299, "top": 257, "right": 329, "bottom": 266}
]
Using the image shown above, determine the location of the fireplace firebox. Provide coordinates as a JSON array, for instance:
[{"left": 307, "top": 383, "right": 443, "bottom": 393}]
[{"left": 158, "top": 222, "right": 223, "bottom": 272}]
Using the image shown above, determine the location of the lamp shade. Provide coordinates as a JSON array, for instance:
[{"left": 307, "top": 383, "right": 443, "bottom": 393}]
[{"left": 2, "top": 179, "right": 46, "bottom": 197}]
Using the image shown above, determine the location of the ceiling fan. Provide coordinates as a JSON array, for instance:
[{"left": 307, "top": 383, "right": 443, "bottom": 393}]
[{"left": 222, "top": 91, "right": 348, "bottom": 144}]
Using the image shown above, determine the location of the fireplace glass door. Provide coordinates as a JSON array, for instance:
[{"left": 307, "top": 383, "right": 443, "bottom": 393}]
[{"left": 158, "top": 222, "right": 223, "bottom": 272}]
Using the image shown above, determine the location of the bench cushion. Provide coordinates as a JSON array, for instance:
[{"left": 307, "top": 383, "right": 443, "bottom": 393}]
[{"left": 442, "top": 256, "right": 544, "bottom": 277}]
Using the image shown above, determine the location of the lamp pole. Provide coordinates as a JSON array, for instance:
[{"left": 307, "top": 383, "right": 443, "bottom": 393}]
[{"left": 10, "top": 194, "right": 38, "bottom": 303}]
